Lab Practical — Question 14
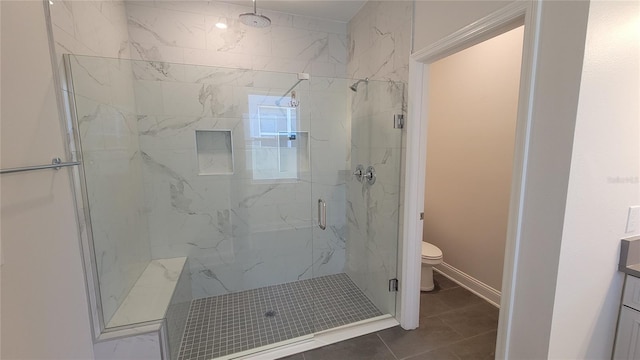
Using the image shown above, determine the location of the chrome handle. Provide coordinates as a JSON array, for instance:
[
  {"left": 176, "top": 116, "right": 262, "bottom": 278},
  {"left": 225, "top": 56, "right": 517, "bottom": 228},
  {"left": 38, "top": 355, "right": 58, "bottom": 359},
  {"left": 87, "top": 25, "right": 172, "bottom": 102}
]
[
  {"left": 364, "top": 166, "right": 376, "bottom": 185},
  {"left": 353, "top": 164, "right": 364, "bottom": 182},
  {"left": 318, "top": 199, "right": 326, "bottom": 230}
]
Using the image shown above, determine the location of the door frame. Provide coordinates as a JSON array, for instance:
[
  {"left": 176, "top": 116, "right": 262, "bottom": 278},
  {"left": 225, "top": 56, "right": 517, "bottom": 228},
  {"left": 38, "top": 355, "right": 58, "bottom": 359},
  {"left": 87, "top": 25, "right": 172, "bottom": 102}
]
[{"left": 399, "top": 1, "right": 540, "bottom": 357}]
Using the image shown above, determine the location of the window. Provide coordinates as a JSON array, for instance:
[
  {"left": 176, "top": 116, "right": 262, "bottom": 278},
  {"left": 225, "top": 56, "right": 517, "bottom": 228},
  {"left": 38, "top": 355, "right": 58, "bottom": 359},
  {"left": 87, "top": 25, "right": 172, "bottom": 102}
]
[{"left": 248, "top": 94, "right": 307, "bottom": 180}]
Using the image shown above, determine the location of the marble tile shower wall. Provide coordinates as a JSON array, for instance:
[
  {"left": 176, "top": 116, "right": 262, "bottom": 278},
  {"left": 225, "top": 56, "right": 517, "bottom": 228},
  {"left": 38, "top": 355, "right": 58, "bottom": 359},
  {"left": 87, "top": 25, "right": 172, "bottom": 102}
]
[
  {"left": 50, "top": 0, "right": 131, "bottom": 62},
  {"left": 347, "top": 1, "right": 412, "bottom": 84},
  {"left": 124, "top": 1, "right": 348, "bottom": 78},
  {"left": 119, "top": 1, "right": 350, "bottom": 298},
  {"left": 50, "top": 1, "right": 353, "bottom": 312},
  {"left": 50, "top": 2, "right": 154, "bottom": 326},
  {"left": 345, "top": 1, "right": 412, "bottom": 315},
  {"left": 133, "top": 62, "right": 349, "bottom": 298}
]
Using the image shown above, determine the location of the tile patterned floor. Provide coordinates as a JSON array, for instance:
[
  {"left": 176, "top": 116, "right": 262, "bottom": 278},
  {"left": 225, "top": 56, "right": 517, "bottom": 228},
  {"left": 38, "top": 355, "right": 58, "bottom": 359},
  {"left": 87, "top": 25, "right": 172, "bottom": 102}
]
[
  {"left": 279, "top": 272, "right": 499, "bottom": 360},
  {"left": 177, "top": 273, "right": 383, "bottom": 360}
]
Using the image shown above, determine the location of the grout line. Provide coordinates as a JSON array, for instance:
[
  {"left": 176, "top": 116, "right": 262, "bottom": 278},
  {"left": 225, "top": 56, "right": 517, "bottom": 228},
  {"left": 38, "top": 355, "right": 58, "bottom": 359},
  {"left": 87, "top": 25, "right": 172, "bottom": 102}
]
[
  {"left": 377, "top": 333, "right": 399, "bottom": 360},
  {"left": 421, "top": 299, "right": 488, "bottom": 320},
  {"left": 457, "top": 328, "right": 498, "bottom": 341},
  {"left": 399, "top": 328, "right": 498, "bottom": 360},
  {"left": 437, "top": 316, "right": 466, "bottom": 339}
]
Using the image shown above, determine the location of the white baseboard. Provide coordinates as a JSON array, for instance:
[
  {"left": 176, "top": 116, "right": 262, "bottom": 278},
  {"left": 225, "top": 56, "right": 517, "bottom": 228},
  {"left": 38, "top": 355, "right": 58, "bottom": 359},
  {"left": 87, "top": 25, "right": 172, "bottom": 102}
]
[{"left": 435, "top": 262, "right": 501, "bottom": 308}]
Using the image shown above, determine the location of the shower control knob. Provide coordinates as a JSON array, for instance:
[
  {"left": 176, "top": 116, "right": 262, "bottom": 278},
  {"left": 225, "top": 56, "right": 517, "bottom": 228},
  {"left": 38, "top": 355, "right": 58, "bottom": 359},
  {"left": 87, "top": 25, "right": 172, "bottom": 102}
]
[
  {"left": 364, "top": 166, "right": 376, "bottom": 185},
  {"left": 353, "top": 164, "right": 364, "bottom": 182}
]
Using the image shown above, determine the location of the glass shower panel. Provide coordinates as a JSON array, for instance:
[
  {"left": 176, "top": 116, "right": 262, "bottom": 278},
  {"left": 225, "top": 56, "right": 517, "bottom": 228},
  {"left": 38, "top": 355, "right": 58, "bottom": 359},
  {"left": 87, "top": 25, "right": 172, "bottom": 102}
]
[
  {"left": 343, "top": 79, "right": 404, "bottom": 317},
  {"left": 308, "top": 77, "right": 351, "bottom": 280},
  {"left": 68, "top": 55, "right": 315, "bottom": 336},
  {"left": 67, "top": 55, "right": 151, "bottom": 328},
  {"left": 68, "top": 54, "right": 404, "bottom": 359}
]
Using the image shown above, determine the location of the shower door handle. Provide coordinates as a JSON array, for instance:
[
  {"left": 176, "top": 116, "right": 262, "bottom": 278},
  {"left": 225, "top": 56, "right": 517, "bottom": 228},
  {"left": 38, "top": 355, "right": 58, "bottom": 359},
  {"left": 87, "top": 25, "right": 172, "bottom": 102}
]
[{"left": 318, "top": 199, "right": 326, "bottom": 230}]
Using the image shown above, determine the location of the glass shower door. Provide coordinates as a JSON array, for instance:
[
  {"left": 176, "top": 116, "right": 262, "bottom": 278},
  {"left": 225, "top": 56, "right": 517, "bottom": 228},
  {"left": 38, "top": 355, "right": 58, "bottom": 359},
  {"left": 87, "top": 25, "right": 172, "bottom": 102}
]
[
  {"left": 345, "top": 79, "right": 404, "bottom": 317},
  {"left": 309, "top": 76, "right": 404, "bottom": 328}
]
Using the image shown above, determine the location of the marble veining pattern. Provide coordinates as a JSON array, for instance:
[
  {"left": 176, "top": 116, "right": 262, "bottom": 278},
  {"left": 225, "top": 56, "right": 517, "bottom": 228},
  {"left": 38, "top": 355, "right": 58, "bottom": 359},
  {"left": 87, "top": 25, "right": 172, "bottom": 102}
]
[
  {"left": 125, "top": 1, "right": 348, "bottom": 78},
  {"left": 344, "top": 1, "right": 410, "bottom": 316},
  {"left": 128, "top": 62, "right": 350, "bottom": 299}
]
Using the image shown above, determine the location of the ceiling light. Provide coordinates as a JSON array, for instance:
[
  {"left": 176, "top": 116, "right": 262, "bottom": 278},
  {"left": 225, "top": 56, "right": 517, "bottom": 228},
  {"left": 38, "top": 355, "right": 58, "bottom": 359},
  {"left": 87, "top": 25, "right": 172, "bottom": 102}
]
[{"left": 215, "top": 18, "right": 228, "bottom": 29}]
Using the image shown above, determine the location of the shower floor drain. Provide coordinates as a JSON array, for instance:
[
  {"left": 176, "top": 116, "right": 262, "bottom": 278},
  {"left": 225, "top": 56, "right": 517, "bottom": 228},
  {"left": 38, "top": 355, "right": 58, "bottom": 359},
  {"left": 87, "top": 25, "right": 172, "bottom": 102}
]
[{"left": 264, "top": 310, "right": 276, "bottom": 318}]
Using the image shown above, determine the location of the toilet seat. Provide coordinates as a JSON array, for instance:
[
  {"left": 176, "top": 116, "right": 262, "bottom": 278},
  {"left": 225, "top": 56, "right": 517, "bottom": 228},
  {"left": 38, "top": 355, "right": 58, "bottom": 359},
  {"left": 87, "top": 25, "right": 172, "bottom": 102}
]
[{"left": 421, "top": 242, "right": 443, "bottom": 260}]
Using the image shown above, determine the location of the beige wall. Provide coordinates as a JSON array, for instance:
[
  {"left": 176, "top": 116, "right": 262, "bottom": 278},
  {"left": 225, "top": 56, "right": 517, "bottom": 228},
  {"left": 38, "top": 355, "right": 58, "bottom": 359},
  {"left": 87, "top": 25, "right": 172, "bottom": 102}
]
[
  {"left": 423, "top": 26, "right": 524, "bottom": 291},
  {"left": 0, "top": 1, "right": 94, "bottom": 358},
  {"left": 413, "top": 1, "right": 590, "bottom": 358}
]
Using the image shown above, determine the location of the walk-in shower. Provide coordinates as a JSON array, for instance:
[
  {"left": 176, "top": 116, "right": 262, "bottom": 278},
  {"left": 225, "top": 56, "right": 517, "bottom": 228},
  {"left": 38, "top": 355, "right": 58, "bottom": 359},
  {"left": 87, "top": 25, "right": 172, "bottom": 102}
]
[{"left": 65, "top": 54, "right": 404, "bottom": 359}]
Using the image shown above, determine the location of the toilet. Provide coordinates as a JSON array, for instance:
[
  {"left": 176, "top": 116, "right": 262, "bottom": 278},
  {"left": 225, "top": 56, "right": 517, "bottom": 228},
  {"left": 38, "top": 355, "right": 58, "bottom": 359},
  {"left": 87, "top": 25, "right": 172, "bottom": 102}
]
[{"left": 421, "top": 241, "right": 443, "bottom": 291}]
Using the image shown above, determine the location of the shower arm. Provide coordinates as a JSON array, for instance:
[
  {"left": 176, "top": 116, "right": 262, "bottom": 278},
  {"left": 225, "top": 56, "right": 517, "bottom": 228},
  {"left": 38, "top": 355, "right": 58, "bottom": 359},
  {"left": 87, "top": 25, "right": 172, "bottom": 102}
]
[{"left": 275, "top": 79, "right": 304, "bottom": 107}]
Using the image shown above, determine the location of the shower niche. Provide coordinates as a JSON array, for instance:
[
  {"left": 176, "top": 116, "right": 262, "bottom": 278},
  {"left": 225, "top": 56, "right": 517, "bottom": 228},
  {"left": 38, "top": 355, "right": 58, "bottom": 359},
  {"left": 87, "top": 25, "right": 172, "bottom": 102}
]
[{"left": 195, "top": 130, "right": 234, "bottom": 175}]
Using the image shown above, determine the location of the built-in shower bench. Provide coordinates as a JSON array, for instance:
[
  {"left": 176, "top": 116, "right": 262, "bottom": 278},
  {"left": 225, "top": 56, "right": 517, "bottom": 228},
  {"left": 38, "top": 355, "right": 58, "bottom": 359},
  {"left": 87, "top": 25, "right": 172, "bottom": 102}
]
[
  {"left": 94, "top": 257, "right": 192, "bottom": 360},
  {"left": 107, "top": 257, "right": 187, "bottom": 328}
]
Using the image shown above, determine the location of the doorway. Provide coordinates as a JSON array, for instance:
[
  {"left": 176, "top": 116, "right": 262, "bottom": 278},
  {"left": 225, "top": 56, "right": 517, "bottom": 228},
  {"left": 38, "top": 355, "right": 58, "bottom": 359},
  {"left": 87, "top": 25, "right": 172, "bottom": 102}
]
[
  {"left": 399, "top": 2, "right": 541, "bottom": 358},
  {"left": 423, "top": 25, "right": 524, "bottom": 306}
]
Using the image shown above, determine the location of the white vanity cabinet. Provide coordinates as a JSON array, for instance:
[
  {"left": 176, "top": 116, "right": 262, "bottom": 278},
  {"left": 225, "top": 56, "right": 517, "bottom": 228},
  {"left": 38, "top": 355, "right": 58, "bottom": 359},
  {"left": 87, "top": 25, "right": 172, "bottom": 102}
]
[{"left": 614, "top": 275, "right": 640, "bottom": 359}]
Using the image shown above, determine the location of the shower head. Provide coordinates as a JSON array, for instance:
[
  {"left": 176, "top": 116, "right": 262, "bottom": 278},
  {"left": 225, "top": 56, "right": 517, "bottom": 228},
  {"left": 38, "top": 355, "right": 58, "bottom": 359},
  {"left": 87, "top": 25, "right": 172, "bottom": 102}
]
[
  {"left": 239, "top": 13, "right": 271, "bottom": 28},
  {"left": 239, "top": 0, "right": 271, "bottom": 28},
  {"left": 349, "top": 78, "right": 369, "bottom": 92}
]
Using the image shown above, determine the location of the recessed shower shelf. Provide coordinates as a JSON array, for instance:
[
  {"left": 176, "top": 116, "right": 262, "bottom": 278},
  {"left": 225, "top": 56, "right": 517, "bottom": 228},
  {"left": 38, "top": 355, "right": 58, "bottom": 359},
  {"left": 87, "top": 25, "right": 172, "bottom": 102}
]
[{"left": 195, "top": 130, "right": 234, "bottom": 175}]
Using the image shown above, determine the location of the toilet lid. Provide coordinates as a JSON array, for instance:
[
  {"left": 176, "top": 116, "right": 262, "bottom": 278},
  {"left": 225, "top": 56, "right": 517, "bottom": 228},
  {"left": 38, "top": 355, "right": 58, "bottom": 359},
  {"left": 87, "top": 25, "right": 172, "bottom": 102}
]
[{"left": 422, "top": 242, "right": 443, "bottom": 260}]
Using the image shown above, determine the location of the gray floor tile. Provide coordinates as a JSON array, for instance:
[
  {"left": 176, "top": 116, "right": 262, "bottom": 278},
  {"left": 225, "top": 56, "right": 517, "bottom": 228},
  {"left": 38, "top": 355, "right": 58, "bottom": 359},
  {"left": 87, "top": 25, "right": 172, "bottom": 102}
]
[
  {"left": 419, "top": 292, "right": 455, "bottom": 318},
  {"left": 292, "top": 275, "right": 498, "bottom": 360},
  {"left": 420, "top": 287, "right": 485, "bottom": 319},
  {"left": 304, "top": 334, "right": 395, "bottom": 360},
  {"left": 437, "top": 303, "right": 499, "bottom": 338},
  {"left": 448, "top": 330, "right": 497, "bottom": 359},
  {"left": 405, "top": 347, "right": 460, "bottom": 360},
  {"left": 377, "top": 318, "right": 465, "bottom": 359}
]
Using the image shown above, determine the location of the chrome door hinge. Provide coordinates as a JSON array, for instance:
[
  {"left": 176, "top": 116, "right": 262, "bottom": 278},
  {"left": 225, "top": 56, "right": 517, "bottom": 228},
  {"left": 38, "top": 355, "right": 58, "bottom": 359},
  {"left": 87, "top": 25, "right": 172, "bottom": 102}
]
[
  {"left": 393, "top": 114, "right": 404, "bottom": 129},
  {"left": 389, "top": 278, "right": 399, "bottom": 292}
]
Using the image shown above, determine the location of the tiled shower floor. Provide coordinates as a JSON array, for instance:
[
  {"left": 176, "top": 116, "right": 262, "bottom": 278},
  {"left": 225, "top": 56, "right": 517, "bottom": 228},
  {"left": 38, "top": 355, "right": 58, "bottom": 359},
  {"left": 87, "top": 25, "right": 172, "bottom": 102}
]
[{"left": 177, "top": 273, "right": 383, "bottom": 360}]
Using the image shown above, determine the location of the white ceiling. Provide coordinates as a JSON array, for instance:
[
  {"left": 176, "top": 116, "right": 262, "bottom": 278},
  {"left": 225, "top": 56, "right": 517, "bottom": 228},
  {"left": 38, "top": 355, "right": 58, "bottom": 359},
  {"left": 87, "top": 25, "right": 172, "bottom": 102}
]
[{"left": 222, "top": 1, "right": 367, "bottom": 22}]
